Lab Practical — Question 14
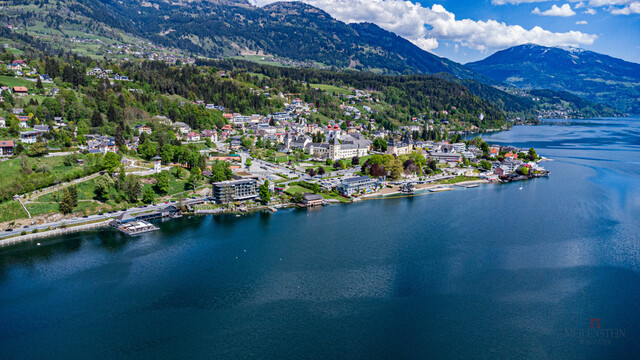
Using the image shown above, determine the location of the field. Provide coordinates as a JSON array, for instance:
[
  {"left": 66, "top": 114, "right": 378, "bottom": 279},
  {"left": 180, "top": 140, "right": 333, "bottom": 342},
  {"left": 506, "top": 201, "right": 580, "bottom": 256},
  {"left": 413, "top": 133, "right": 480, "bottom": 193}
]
[
  {"left": 0, "top": 201, "right": 28, "bottom": 223},
  {"left": 310, "top": 84, "right": 354, "bottom": 96}
]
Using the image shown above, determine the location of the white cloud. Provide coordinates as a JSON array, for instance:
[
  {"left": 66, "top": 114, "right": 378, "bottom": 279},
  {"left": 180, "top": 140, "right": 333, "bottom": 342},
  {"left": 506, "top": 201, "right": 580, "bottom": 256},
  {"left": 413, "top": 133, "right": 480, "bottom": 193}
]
[
  {"left": 609, "top": 2, "right": 640, "bottom": 13},
  {"left": 576, "top": 20, "right": 589, "bottom": 23},
  {"left": 532, "top": 4, "right": 577, "bottom": 16},
  {"left": 491, "top": 0, "right": 548, "bottom": 4},
  {"left": 251, "top": 0, "right": 597, "bottom": 53},
  {"left": 574, "top": 2, "right": 586, "bottom": 8},
  {"left": 584, "top": 7, "right": 598, "bottom": 13}
]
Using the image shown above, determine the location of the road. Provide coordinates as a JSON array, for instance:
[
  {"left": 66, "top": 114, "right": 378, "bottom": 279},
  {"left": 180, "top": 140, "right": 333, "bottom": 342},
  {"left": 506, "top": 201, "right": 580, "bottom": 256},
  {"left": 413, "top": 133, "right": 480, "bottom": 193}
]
[{"left": 0, "top": 196, "right": 210, "bottom": 240}]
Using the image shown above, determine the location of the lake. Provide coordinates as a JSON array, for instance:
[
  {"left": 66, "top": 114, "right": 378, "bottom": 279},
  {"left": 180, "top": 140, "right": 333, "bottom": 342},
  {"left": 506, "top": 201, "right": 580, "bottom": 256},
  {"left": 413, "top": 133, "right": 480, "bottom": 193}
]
[{"left": 1, "top": 117, "right": 639, "bottom": 359}]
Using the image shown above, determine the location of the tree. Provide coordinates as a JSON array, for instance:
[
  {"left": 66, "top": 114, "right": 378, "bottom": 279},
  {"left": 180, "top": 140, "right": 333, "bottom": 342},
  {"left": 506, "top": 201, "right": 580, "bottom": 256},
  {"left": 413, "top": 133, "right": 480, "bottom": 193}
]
[
  {"left": 317, "top": 166, "right": 326, "bottom": 176},
  {"left": 91, "top": 110, "right": 103, "bottom": 128},
  {"left": 156, "top": 171, "right": 170, "bottom": 195},
  {"left": 68, "top": 185, "right": 78, "bottom": 207},
  {"left": 372, "top": 137, "right": 387, "bottom": 152},
  {"left": 210, "top": 161, "right": 232, "bottom": 182},
  {"left": 325, "top": 158, "right": 333, "bottom": 166},
  {"left": 387, "top": 158, "right": 404, "bottom": 180},
  {"left": 123, "top": 175, "right": 142, "bottom": 202},
  {"left": 142, "top": 187, "right": 155, "bottom": 204},
  {"left": 94, "top": 173, "right": 113, "bottom": 200},
  {"left": 138, "top": 139, "right": 157, "bottom": 160},
  {"left": 479, "top": 160, "right": 492, "bottom": 171},
  {"left": 28, "top": 141, "right": 48, "bottom": 157},
  {"left": 351, "top": 156, "right": 360, "bottom": 166},
  {"left": 58, "top": 188, "right": 74, "bottom": 214},
  {"left": 36, "top": 77, "right": 43, "bottom": 90},
  {"left": 291, "top": 192, "right": 304, "bottom": 204},
  {"left": 518, "top": 166, "right": 530, "bottom": 175},
  {"left": 104, "top": 152, "right": 120, "bottom": 174},
  {"left": 259, "top": 180, "right": 271, "bottom": 204},
  {"left": 528, "top": 148, "right": 537, "bottom": 161},
  {"left": 308, "top": 168, "right": 316, "bottom": 177},
  {"left": 246, "top": 158, "right": 252, "bottom": 167}
]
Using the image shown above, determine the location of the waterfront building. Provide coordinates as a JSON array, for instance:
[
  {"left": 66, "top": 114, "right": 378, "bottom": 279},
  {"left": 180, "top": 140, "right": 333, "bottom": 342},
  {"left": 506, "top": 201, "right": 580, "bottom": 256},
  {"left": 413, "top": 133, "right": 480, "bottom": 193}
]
[
  {"left": 302, "top": 193, "right": 323, "bottom": 207},
  {"left": 212, "top": 179, "right": 258, "bottom": 203},
  {"left": 337, "top": 176, "right": 380, "bottom": 196}
]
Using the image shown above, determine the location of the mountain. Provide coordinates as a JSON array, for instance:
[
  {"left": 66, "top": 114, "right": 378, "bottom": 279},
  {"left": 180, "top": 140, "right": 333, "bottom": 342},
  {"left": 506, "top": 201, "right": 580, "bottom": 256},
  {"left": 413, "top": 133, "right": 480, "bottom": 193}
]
[
  {"left": 466, "top": 44, "right": 640, "bottom": 113},
  {"left": 4, "top": 0, "right": 485, "bottom": 79}
]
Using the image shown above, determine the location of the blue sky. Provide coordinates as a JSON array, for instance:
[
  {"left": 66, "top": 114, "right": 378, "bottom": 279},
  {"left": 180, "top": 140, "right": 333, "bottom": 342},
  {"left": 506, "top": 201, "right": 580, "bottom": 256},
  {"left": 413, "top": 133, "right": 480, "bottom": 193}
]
[{"left": 252, "top": 0, "right": 640, "bottom": 64}]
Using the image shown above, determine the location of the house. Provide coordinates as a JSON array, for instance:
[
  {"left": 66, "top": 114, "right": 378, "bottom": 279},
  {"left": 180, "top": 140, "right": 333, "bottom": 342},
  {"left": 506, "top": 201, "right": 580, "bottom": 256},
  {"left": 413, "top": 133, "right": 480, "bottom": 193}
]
[
  {"left": 0, "top": 140, "right": 14, "bottom": 156},
  {"left": 134, "top": 125, "right": 152, "bottom": 135},
  {"left": 186, "top": 132, "right": 200, "bottom": 142},
  {"left": 173, "top": 121, "right": 191, "bottom": 135},
  {"left": 201, "top": 129, "right": 217, "bottom": 142},
  {"left": 33, "top": 125, "right": 50, "bottom": 133},
  {"left": 20, "top": 131, "right": 41, "bottom": 144},
  {"left": 12, "top": 108, "right": 24, "bottom": 115},
  {"left": 302, "top": 193, "right": 323, "bottom": 207},
  {"left": 12, "top": 86, "right": 28, "bottom": 95},
  {"left": 0, "top": 117, "right": 5, "bottom": 128},
  {"left": 7, "top": 63, "right": 22, "bottom": 71},
  {"left": 18, "top": 116, "right": 29, "bottom": 128}
]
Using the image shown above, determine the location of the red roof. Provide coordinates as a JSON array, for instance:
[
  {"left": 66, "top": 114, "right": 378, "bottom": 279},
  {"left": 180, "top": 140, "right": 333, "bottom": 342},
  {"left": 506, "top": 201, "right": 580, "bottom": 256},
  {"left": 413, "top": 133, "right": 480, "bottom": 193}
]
[
  {"left": 0, "top": 140, "right": 14, "bottom": 147},
  {"left": 13, "top": 86, "right": 28, "bottom": 93}
]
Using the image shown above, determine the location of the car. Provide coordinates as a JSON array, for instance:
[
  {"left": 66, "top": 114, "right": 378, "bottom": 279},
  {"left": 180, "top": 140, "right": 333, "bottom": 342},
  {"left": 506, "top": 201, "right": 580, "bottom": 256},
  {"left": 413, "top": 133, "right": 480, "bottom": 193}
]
[
  {"left": 82, "top": 215, "right": 89, "bottom": 218},
  {"left": 4, "top": 228, "right": 12, "bottom": 232},
  {"left": 23, "top": 225, "right": 29, "bottom": 228}
]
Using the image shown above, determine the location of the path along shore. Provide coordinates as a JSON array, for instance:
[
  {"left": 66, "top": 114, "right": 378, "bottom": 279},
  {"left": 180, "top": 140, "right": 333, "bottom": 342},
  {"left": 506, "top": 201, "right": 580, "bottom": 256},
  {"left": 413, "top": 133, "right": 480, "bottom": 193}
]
[{"left": 0, "top": 180, "right": 492, "bottom": 248}]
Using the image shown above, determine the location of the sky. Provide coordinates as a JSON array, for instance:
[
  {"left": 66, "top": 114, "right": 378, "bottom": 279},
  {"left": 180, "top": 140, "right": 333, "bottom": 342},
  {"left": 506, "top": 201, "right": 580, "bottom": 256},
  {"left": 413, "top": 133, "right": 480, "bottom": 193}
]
[{"left": 250, "top": 0, "right": 640, "bottom": 64}]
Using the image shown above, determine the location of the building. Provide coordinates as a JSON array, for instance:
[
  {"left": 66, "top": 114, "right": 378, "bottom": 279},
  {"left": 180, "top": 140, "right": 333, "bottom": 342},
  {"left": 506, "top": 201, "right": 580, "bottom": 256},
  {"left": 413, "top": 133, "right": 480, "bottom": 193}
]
[
  {"left": 152, "top": 156, "right": 162, "bottom": 171},
  {"left": 337, "top": 176, "right": 380, "bottom": 196},
  {"left": 0, "top": 140, "right": 14, "bottom": 156},
  {"left": 428, "top": 152, "right": 463, "bottom": 163},
  {"left": 212, "top": 179, "right": 258, "bottom": 203},
  {"left": 201, "top": 129, "right": 217, "bottom": 142},
  {"left": 12, "top": 86, "right": 28, "bottom": 95},
  {"left": 328, "top": 137, "right": 368, "bottom": 161},
  {"left": 186, "top": 132, "right": 200, "bottom": 142},
  {"left": 387, "top": 136, "right": 413, "bottom": 156},
  {"left": 302, "top": 193, "right": 323, "bottom": 207},
  {"left": 20, "top": 131, "right": 40, "bottom": 144}
]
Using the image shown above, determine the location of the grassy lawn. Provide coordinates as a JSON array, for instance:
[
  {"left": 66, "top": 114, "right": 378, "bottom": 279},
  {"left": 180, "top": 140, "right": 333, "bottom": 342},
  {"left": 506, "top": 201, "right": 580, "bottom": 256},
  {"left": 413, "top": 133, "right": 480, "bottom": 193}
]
[
  {"left": 0, "top": 155, "right": 89, "bottom": 202},
  {"left": 310, "top": 84, "right": 353, "bottom": 96},
  {"left": 436, "top": 175, "right": 478, "bottom": 185},
  {"left": 0, "top": 201, "right": 28, "bottom": 223},
  {"left": 0, "top": 75, "right": 54, "bottom": 90},
  {"left": 284, "top": 185, "right": 308, "bottom": 195}
]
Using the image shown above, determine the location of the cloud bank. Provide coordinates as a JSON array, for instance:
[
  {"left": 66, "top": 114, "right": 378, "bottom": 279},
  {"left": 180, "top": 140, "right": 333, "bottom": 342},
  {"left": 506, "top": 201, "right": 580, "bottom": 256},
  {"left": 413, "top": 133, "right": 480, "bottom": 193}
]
[{"left": 251, "top": 0, "right": 597, "bottom": 52}]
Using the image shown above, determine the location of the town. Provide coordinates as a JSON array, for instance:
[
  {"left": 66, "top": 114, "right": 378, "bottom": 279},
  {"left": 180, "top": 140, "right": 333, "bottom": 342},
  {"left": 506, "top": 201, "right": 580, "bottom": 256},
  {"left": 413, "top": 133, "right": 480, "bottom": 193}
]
[{"left": 0, "top": 42, "right": 549, "bottom": 243}]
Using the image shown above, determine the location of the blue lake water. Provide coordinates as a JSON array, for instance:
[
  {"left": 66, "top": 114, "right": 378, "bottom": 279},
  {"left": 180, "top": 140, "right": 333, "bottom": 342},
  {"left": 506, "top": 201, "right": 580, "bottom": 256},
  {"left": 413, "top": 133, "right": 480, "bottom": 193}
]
[{"left": 1, "top": 117, "right": 639, "bottom": 359}]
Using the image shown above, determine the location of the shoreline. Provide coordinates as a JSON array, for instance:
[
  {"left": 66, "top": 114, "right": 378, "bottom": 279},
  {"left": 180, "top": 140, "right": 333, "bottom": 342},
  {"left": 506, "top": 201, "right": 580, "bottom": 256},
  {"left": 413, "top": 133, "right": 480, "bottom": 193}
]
[{"left": 0, "top": 179, "right": 495, "bottom": 248}]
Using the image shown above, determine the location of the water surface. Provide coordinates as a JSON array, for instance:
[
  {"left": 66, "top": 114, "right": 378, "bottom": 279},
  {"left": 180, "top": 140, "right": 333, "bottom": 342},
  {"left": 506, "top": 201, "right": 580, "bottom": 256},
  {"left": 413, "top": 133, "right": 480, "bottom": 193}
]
[{"left": 1, "top": 117, "right": 639, "bottom": 359}]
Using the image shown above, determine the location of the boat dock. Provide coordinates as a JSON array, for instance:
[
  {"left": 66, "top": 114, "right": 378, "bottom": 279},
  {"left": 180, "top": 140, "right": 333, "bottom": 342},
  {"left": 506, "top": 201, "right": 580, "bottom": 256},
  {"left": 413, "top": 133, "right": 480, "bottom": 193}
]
[
  {"left": 428, "top": 186, "right": 455, "bottom": 193},
  {"left": 115, "top": 220, "right": 159, "bottom": 235}
]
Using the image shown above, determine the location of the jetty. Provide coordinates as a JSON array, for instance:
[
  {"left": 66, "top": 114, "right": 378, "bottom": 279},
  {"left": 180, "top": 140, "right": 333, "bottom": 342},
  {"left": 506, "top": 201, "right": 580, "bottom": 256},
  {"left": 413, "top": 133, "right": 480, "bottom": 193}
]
[{"left": 428, "top": 186, "right": 455, "bottom": 193}]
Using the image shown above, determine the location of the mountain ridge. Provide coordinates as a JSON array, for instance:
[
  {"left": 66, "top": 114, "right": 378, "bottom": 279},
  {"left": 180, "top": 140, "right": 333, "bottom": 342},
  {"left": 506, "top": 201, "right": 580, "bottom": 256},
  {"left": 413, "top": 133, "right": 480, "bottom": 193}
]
[{"left": 467, "top": 44, "right": 640, "bottom": 113}]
